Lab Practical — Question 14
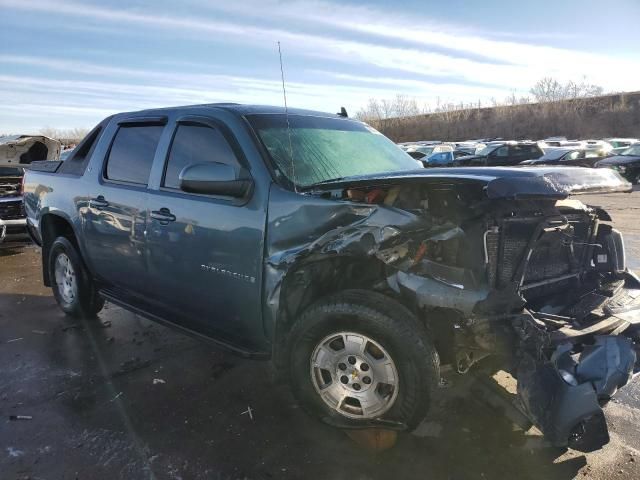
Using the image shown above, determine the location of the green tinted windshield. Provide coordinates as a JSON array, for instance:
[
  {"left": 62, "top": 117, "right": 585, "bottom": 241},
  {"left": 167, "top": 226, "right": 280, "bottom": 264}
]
[{"left": 247, "top": 114, "right": 418, "bottom": 187}]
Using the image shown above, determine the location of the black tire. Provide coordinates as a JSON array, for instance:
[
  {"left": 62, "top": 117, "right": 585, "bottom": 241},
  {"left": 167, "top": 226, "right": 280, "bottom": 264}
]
[
  {"left": 288, "top": 290, "right": 439, "bottom": 430},
  {"left": 48, "top": 236, "right": 104, "bottom": 318}
]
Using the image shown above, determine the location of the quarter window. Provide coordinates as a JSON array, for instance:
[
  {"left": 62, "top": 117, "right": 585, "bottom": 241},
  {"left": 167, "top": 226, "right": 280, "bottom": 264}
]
[
  {"left": 163, "top": 124, "right": 240, "bottom": 190},
  {"left": 105, "top": 125, "right": 163, "bottom": 185}
]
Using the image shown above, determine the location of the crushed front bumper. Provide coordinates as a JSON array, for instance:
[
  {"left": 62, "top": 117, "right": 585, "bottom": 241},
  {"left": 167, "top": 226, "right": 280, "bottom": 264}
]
[
  {"left": 517, "top": 336, "right": 636, "bottom": 452},
  {"left": 516, "top": 274, "right": 640, "bottom": 452}
]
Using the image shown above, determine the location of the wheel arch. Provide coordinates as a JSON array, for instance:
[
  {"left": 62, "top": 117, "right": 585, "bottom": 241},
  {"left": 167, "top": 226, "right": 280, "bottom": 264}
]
[
  {"left": 39, "top": 212, "right": 84, "bottom": 286},
  {"left": 271, "top": 255, "right": 403, "bottom": 371}
]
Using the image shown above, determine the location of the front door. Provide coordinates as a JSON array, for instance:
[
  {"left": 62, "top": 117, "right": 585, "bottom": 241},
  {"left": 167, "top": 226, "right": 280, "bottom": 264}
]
[
  {"left": 82, "top": 123, "right": 164, "bottom": 297},
  {"left": 145, "top": 118, "right": 266, "bottom": 349}
]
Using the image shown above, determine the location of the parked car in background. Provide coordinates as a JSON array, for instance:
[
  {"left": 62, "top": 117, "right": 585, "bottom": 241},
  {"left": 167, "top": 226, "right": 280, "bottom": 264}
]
[
  {"left": 605, "top": 138, "right": 639, "bottom": 155},
  {"left": 520, "top": 147, "right": 609, "bottom": 167},
  {"left": 406, "top": 144, "right": 455, "bottom": 167},
  {"left": 0, "top": 135, "right": 61, "bottom": 167},
  {"left": 0, "top": 166, "right": 29, "bottom": 246},
  {"left": 454, "top": 141, "right": 485, "bottom": 155},
  {"left": 540, "top": 139, "right": 586, "bottom": 149},
  {"left": 453, "top": 150, "right": 471, "bottom": 160},
  {"left": 541, "top": 136, "right": 567, "bottom": 147},
  {"left": 596, "top": 143, "right": 640, "bottom": 184},
  {"left": 454, "top": 141, "right": 544, "bottom": 166},
  {"left": 605, "top": 138, "right": 638, "bottom": 149},
  {"left": 584, "top": 140, "right": 613, "bottom": 153}
]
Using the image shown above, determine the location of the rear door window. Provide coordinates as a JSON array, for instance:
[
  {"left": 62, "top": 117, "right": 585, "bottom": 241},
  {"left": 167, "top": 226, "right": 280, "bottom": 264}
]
[
  {"left": 105, "top": 125, "right": 163, "bottom": 185},
  {"left": 494, "top": 146, "right": 509, "bottom": 157},
  {"left": 163, "top": 124, "right": 240, "bottom": 190}
]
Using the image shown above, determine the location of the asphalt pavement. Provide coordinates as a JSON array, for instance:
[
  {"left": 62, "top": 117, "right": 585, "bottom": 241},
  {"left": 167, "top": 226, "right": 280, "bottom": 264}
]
[{"left": 1, "top": 187, "right": 640, "bottom": 479}]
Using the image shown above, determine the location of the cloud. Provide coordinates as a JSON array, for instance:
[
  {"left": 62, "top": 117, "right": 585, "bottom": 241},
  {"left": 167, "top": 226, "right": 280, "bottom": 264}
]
[
  {"left": 1, "top": 0, "right": 639, "bottom": 130},
  {"left": 185, "top": 0, "right": 640, "bottom": 85},
  {"left": 4, "top": 0, "right": 639, "bottom": 93}
]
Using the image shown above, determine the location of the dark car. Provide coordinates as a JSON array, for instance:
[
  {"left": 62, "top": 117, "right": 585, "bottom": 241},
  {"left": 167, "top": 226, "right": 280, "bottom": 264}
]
[
  {"left": 595, "top": 143, "right": 640, "bottom": 184},
  {"left": 520, "top": 147, "right": 609, "bottom": 168},
  {"left": 454, "top": 142, "right": 544, "bottom": 166},
  {"left": 22, "top": 103, "right": 640, "bottom": 451},
  {"left": 0, "top": 166, "right": 29, "bottom": 246}
]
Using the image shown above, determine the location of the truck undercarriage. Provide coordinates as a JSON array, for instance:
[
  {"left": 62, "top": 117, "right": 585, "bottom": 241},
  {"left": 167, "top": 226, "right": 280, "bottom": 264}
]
[{"left": 269, "top": 168, "right": 639, "bottom": 451}]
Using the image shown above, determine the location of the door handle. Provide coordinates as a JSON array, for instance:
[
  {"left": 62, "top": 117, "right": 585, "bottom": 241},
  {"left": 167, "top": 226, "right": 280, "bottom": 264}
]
[
  {"left": 150, "top": 208, "right": 176, "bottom": 224},
  {"left": 91, "top": 196, "right": 109, "bottom": 210}
]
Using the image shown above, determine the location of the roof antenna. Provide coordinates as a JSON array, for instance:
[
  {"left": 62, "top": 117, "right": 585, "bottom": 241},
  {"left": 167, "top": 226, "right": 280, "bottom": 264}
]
[{"left": 277, "top": 41, "right": 297, "bottom": 192}]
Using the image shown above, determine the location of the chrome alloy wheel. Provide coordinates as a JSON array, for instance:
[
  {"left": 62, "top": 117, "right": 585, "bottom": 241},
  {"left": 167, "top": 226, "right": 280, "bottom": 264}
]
[
  {"left": 54, "top": 253, "right": 77, "bottom": 305},
  {"left": 310, "top": 332, "right": 399, "bottom": 419}
]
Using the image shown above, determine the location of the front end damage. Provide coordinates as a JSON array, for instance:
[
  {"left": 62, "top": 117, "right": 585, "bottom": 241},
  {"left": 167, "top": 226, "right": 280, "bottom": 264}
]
[{"left": 266, "top": 167, "right": 638, "bottom": 450}]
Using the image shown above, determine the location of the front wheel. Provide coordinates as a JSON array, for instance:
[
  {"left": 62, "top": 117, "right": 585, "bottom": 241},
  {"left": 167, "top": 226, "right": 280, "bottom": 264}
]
[
  {"left": 49, "top": 236, "right": 104, "bottom": 318},
  {"left": 288, "top": 290, "right": 439, "bottom": 430}
]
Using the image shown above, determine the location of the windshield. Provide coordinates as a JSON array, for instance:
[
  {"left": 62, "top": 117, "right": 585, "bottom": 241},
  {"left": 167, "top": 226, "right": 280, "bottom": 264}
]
[
  {"left": 540, "top": 149, "right": 573, "bottom": 161},
  {"left": 620, "top": 144, "right": 640, "bottom": 156},
  {"left": 476, "top": 144, "right": 499, "bottom": 156},
  {"left": 247, "top": 114, "right": 418, "bottom": 187}
]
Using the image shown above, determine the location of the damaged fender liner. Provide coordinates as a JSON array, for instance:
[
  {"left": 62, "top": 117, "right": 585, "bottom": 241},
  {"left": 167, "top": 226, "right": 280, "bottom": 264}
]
[{"left": 518, "top": 336, "right": 637, "bottom": 452}]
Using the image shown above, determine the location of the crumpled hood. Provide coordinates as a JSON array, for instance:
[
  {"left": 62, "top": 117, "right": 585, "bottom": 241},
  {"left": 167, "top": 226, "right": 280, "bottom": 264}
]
[
  {"left": 596, "top": 155, "right": 640, "bottom": 167},
  {"left": 305, "top": 166, "right": 632, "bottom": 199}
]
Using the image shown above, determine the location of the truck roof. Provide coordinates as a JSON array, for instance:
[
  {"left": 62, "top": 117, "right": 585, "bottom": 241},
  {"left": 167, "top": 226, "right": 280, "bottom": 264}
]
[{"left": 112, "top": 103, "right": 346, "bottom": 120}]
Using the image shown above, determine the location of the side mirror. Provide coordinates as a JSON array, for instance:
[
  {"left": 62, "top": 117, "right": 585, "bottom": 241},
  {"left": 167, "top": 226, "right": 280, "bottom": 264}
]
[{"left": 179, "top": 162, "right": 253, "bottom": 198}]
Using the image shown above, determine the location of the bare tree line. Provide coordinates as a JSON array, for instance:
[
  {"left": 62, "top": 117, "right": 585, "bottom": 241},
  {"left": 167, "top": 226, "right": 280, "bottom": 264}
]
[
  {"left": 356, "top": 78, "right": 638, "bottom": 142},
  {"left": 38, "top": 127, "right": 90, "bottom": 144}
]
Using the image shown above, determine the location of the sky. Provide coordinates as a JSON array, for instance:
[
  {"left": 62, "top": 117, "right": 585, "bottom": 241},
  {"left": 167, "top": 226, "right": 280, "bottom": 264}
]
[{"left": 1, "top": 0, "right": 639, "bottom": 132}]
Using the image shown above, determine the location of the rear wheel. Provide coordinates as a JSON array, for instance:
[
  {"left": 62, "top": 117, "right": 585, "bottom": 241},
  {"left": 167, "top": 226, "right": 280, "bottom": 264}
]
[
  {"left": 49, "top": 236, "right": 104, "bottom": 318},
  {"left": 288, "top": 290, "right": 439, "bottom": 430}
]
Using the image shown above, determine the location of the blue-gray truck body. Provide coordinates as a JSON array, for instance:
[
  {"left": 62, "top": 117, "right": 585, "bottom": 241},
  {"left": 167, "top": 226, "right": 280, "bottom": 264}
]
[{"left": 22, "top": 104, "right": 640, "bottom": 450}]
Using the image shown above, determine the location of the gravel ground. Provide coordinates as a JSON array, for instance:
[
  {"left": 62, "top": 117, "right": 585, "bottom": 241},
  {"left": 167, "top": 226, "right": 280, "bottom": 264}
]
[{"left": 0, "top": 186, "right": 639, "bottom": 480}]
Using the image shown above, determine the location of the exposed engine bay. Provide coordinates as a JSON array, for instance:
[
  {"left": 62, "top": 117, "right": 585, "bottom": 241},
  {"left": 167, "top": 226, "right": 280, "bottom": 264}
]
[{"left": 267, "top": 168, "right": 639, "bottom": 451}]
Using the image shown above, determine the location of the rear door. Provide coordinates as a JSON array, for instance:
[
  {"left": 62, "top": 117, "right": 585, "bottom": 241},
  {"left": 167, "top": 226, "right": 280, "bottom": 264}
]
[
  {"left": 145, "top": 115, "right": 267, "bottom": 348},
  {"left": 82, "top": 119, "right": 164, "bottom": 297}
]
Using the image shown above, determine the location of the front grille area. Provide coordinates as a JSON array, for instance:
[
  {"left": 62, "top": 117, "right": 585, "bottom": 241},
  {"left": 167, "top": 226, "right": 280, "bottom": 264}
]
[
  {"left": 487, "top": 214, "right": 594, "bottom": 291},
  {"left": 0, "top": 200, "right": 25, "bottom": 221}
]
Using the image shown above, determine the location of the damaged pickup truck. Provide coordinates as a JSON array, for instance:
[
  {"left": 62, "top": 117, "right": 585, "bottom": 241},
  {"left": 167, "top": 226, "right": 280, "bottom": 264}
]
[{"left": 22, "top": 104, "right": 640, "bottom": 451}]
